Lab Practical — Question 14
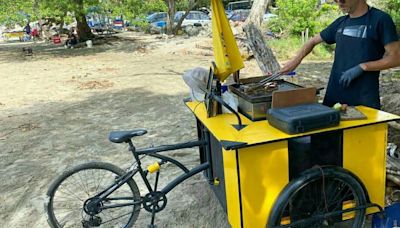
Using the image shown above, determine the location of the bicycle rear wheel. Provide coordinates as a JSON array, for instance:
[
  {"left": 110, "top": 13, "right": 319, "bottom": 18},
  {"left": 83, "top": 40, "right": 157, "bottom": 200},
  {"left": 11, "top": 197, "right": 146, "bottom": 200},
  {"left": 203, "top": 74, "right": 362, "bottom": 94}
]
[
  {"left": 267, "top": 166, "right": 367, "bottom": 228},
  {"left": 45, "top": 162, "right": 141, "bottom": 228}
]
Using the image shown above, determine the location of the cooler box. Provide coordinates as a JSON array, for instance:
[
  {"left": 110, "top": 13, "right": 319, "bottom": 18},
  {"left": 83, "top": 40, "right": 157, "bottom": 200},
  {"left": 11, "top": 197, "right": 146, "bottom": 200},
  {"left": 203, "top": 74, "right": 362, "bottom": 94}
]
[
  {"left": 372, "top": 203, "right": 400, "bottom": 228},
  {"left": 266, "top": 103, "right": 340, "bottom": 134}
]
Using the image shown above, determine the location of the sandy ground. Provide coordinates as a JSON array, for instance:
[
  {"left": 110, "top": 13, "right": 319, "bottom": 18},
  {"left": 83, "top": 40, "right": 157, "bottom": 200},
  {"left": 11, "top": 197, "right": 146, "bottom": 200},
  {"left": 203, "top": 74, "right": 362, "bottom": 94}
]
[{"left": 0, "top": 31, "right": 399, "bottom": 228}]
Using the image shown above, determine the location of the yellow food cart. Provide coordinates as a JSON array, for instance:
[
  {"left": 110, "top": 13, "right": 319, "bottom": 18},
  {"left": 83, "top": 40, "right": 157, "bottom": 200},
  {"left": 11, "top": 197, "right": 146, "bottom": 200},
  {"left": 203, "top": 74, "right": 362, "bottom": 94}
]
[{"left": 187, "top": 101, "right": 400, "bottom": 228}]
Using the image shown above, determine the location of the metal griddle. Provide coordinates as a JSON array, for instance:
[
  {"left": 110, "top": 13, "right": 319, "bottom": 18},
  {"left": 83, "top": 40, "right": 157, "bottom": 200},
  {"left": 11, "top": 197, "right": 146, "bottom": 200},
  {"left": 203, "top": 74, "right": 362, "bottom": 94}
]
[{"left": 229, "top": 78, "right": 304, "bottom": 121}]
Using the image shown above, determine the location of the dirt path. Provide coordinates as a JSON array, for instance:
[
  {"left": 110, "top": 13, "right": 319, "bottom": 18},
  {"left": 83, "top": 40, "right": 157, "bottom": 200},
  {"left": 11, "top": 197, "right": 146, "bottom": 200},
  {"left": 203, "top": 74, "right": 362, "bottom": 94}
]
[
  {"left": 0, "top": 32, "right": 399, "bottom": 228},
  {"left": 0, "top": 32, "right": 233, "bottom": 228}
]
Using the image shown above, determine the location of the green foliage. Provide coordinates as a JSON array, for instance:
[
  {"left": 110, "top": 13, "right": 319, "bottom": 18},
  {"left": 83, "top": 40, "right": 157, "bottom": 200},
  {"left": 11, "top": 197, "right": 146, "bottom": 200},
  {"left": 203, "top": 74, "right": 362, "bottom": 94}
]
[
  {"left": 314, "top": 3, "right": 340, "bottom": 34},
  {"left": 268, "top": 1, "right": 340, "bottom": 36},
  {"left": 113, "top": 0, "right": 167, "bottom": 19},
  {"left": 145, "top": 0, "right": 168, "bottom": 13},
  {"left": 0, "top": 0, "right": 35, "bottom": 25},
  {"left": 378, "top": 0, "right": 400, "bottom": 32},
  {"left": 269, "top": 36, "right": 334, "bottom": 61},
  {"left": 176, "top": 0, "right": 210, "bottom": 11},
  {"left": 0, "top": 0, "right": 168, "bottom": 25},
  {"left": 271, "top": 0, "right": 319, "bottom": 35}
]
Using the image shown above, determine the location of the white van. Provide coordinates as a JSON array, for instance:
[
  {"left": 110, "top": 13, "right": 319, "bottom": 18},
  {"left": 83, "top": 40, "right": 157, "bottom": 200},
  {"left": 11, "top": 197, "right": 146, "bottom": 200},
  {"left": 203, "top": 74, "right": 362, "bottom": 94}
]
[
  {"left": 225, "top": 0, "right": 253, "bottom": 11},
  {"left": 175, "top": 11, "right": 211, "bottom": 27}
]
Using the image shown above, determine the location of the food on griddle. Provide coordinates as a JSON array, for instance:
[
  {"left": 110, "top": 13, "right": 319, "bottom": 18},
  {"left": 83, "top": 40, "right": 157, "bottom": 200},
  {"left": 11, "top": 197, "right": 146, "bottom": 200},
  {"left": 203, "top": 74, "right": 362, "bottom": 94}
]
[
  {"left": 264, "top": 82, "right": 278, "bottom": 91},
  {"left": 241, "top": 81, "right": 279, "bottom": 96}
]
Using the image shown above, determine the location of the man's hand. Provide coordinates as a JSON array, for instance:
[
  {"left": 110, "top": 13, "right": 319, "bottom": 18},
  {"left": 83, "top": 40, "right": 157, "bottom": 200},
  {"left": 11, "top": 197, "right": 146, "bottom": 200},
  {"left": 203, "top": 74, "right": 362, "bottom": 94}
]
[
  {"left": 280, "top": 58, "right": 301, "bottom": 75},
  {"left": 279, "top": 34, "right": 324, "bottom": 75},
  {"left": 339, "top": 65, "right": 364, "bottom": 87}
]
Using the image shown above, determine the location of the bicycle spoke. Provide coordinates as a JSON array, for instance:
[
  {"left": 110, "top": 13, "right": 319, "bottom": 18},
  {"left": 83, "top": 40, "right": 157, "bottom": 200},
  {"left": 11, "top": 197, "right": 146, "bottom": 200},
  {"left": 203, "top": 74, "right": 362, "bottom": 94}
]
[
  {"left": 55, "top": 186, "right": 85, "bottom": 202},
  {"left": 47, "top": 163, "right": 141, "bottom": 228},
  {"left": 93, "top": 168, "right": 108, "bottom": 193},
  {"left": 328, "top": 184, "right": 352, "bottom": 211},
  {"left": 65, "top": 173, "right": 89, "bottom": 196},
  {"left": 56, "top": 208, "right": 82, "bottom": 227},
  {"left": 101, "top": 209, "right": 134, "bottom": 227},
  {"left": 272, "top": 172, "right": 365, "bottom": 228}
]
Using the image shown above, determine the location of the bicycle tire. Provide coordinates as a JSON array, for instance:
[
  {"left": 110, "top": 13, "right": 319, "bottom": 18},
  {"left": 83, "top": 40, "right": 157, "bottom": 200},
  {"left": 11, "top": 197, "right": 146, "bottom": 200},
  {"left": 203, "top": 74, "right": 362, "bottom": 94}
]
[
  {"left": 45, "top": 161, "right": 141, "bottom": 228},
  {"left": 267, "top": 166, "right": 367, "bottom": 228}
]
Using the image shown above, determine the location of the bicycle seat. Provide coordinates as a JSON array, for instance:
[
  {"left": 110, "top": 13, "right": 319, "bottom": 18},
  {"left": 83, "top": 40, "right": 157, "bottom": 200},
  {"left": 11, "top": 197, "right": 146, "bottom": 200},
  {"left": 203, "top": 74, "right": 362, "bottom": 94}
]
[{"left": 109, "top": 129, "right": 147, "bottom": 143}]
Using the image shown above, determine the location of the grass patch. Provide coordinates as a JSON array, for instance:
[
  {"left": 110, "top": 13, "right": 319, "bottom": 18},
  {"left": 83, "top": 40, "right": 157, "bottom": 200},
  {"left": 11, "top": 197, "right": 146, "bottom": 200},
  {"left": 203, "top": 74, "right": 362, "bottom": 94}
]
[
  {"left": 268, "top": 36, "right": 334, "bottom": 62},
  {"left": 392, "top": 71, "right": 400, "bottom": 79}
]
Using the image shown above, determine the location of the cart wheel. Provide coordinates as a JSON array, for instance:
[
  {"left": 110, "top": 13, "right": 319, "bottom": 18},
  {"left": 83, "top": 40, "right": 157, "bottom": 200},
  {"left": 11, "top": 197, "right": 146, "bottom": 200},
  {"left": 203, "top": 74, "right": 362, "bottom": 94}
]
[{"left": 267, "top": 166, "right": 367, "bottom": 228}]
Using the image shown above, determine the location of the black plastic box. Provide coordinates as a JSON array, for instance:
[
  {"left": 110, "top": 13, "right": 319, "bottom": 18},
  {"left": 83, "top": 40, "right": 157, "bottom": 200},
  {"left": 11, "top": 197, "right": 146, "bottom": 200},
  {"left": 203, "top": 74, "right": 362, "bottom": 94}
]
[{"left": 266, "top": 103, "right": 340, "bottom": 134}]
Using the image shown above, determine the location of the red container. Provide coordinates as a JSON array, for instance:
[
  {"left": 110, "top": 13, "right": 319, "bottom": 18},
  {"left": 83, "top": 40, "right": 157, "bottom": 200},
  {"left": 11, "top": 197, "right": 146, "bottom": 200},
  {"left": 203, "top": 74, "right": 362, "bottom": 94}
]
[{"left": 52, "top": 36, "right": 61, "bottom": 44}]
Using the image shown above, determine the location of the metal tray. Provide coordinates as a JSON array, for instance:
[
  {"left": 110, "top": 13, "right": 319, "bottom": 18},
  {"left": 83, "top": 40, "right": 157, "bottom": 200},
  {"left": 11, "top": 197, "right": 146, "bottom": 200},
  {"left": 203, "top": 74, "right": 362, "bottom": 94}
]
[{"left": 229, "top": 79, "right": 303, "bottom": 103}]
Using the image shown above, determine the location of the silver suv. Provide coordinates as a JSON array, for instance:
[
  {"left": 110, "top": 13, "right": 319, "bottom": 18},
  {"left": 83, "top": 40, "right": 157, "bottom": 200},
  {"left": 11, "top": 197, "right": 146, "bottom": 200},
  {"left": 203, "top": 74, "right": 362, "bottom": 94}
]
[{"left": 174, "top": 11, "right": 211, "bottom": 27}]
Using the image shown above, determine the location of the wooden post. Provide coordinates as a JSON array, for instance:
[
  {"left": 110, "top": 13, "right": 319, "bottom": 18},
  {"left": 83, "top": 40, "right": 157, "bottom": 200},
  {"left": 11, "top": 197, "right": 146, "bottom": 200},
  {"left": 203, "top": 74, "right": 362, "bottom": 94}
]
[
  {"left": 305, "top": 28, "right": 309, "bottom": 42},
  {"left": 243, "top": 23, "right": 280, "bottom": 75}
]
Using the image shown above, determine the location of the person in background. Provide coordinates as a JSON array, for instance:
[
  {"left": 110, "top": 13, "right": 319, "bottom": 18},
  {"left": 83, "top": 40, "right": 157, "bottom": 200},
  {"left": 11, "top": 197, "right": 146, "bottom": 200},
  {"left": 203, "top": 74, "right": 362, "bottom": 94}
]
[
  {"left": 31, "top": 26, "right": 39, "bottom": 40},
  {"left": 24, "top": 23, "right": 31, "bottom": 35},
  {"left": 280, "top": 0, "right": 400, "bottom": 110},
  {"left": 22, "top": 22, "right": 32, "bottom": 41},
  {"left": 65, "top": 28, "right": 78, "bottom": 48}
]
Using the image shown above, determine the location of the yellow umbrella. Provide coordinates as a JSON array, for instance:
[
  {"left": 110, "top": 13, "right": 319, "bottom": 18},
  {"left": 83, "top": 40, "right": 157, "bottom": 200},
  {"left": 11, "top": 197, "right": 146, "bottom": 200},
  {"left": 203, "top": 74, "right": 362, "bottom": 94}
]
[{"left": 211, "top": 0, "right": 244, "bottom": 81}]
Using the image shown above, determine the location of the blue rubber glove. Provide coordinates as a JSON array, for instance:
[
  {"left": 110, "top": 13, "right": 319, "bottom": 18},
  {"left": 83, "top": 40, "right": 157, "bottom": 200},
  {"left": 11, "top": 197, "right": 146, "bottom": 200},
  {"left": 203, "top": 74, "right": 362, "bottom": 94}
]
[{"left": 339, "top": 65, "right": 364, "bottom": 87}]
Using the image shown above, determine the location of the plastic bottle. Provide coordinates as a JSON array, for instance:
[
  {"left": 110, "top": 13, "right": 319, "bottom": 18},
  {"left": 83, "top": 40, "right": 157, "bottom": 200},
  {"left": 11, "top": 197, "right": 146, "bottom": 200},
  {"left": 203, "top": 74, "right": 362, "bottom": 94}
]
[
  {"left": 394, "top": 220, "right": 399, "bottom": 228},
  {"left": 222, "top": 90, "right": 238, "bottom": 114}
]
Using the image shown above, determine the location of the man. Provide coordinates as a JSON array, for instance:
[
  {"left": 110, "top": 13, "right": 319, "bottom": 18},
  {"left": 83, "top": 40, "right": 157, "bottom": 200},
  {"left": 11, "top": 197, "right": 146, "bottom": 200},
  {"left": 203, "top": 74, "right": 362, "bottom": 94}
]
[
  {"left": 280, "top": 0, "right": 400, "bottom": 109},
  {"left": 65, "top": 28, "right": 78, "bottom": 48},
  {"left": 24, "top": 22, "right": 31, "bottom": 35}
]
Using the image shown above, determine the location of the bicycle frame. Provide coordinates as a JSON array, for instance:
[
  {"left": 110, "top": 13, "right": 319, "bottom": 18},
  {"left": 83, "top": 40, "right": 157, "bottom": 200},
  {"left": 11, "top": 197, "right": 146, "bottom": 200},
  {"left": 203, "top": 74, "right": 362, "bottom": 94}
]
[
  {"left": 87, "top": 138, "right": 210, "bottom": 210},
  {"left": 130, "top": 139, "right": 209, "bottom": 194}
]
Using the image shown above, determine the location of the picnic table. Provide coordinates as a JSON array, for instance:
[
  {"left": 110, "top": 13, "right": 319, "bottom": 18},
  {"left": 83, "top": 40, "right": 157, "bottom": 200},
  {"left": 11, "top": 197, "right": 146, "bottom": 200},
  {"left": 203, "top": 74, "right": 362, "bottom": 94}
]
[{"left": 3, "top": 31, "right": 25, "bottom": 41}]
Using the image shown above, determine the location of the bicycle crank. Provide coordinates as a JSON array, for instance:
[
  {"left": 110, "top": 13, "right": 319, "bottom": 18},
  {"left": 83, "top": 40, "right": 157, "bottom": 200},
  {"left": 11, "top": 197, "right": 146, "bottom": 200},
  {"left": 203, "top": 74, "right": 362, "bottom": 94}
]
[{"left": 143, "top": 191, "right": 167, "bottom": 213}]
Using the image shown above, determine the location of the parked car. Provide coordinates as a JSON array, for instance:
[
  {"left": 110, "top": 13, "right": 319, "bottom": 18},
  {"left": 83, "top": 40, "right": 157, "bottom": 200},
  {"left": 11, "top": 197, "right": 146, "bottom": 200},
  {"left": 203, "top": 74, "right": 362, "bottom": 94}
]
[
  {"left": 229, "top": 9, "right": 250, "bottom": 22},
  {"left": 263, "top": 12, "right": 277, "bottom": 22},
  {"left": 145, "top": 12, "right": 168, "bottom": 32},
  {"left": 225, "top": 0, "right": 253, "bottom": 11},
  {"left": 198, "top": 7, "right": 211, "bottom": 15},
  {"left": 147, "top": 12, "right": 167, "bottom": 24},
  {"left": 225, "top": 10, "right": 234, "bottom": 19},
  {"left": 228, "top": 10, "right": 277, "bottom": 23},
  {"left": 174, "top": 11, "right": 211, "bottom": 27}
]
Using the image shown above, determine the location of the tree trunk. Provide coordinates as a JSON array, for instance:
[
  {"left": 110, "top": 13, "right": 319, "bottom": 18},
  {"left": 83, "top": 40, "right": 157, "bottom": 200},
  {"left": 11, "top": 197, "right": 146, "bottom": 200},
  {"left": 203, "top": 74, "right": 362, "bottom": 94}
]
[
  {"left": 245, "top": 0, "right": 270, "bottom": 27},
  {"left": 59, "top": 12, "right": 67, "bottom": 33},
  {"left": 166, "top": 0, "right": 176, "bottom": 35},
  {"left": 173, "top": 0, "right": 198, "bottom": 34},
  {"left": 33, "top": 0, "right": 40, "bottom": 20},
  {"left": 243, "top": 23, "right": 280, "bottom": 75},
  {"left": 74, "top": 0, "right": 94, "bottom": 42},
  {"left": 33, "top": 0, "right": 42, "bottom": 35}
]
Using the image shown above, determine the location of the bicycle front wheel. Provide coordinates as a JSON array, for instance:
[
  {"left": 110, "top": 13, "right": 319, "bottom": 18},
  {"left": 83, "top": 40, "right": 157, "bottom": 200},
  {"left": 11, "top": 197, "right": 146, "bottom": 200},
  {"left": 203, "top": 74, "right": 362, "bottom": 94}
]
[
  {"left": 267, "top": 166, "right": 367, "bottom": 228},
  {"left": 45, "top": 162, "right": 141, "bottom": 228}
]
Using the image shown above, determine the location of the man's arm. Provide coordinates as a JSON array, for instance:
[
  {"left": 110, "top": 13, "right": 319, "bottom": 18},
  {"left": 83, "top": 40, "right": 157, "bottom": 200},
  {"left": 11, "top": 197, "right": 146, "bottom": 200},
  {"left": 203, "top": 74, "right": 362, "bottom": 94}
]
[
  {"left": 280, "top": 34, "right": 324, "bottom": 74},
  {"left": 360, "top": 41, "right": 400, "bottom": 71}
]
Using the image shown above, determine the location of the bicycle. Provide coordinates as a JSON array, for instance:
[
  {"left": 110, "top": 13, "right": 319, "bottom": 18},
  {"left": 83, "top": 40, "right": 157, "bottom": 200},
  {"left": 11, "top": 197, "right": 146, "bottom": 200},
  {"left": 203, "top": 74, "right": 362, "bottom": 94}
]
[
  {"left": 45, "top": 129, "right": 210, "bottom": 228},
  {"left": 45, "top": 130, "right": 379, "bottom": 228}
]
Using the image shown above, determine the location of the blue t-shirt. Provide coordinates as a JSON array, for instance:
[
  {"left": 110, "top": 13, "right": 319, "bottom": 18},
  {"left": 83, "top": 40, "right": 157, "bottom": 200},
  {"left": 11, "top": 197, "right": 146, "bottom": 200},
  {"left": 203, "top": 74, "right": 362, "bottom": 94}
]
[{"left": 320, "top": 7, "right": 398, "bottom": 109}]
